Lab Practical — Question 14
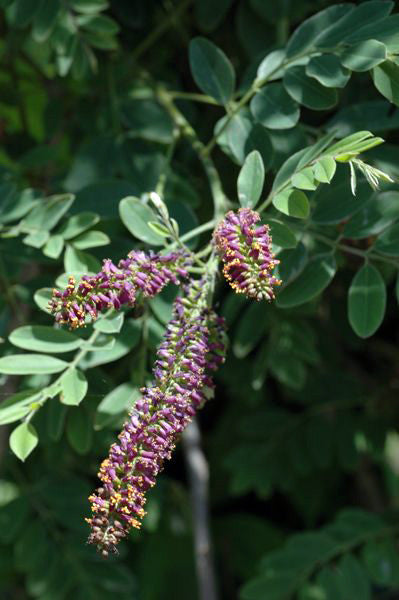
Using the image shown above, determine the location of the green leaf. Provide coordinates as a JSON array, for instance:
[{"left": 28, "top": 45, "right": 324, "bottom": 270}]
[
  {"left": 64, "top": 245, "right": 100, "bottom": 272},
  {"left": 121, "top": 99, "right": 174, "bottom": 144},
  {"left": 233, "top": 302, "right": 269, "bottom": 358},
  {"left": 32, "top": 0, "right": 60, "bottom": 42},
  {"left": 313, "top": 157, "right": 336, "bottom": 183},
  {"left": 9, "top": 326, "right": 82, "bottom": 353},
  {"left": 58, "top": 211, "right": 99, "bottom": 239},
  {"left": 312, "top": 177, "right": 372, "bottom": 225},
  {"left": 0, "top": 354, "right": 68, "bottom": 374},
  {"left": 326, "top": 100, "right": 399, "bottom": 137},
  {"left": 348, "top": 263, "right": 386, "bottom": 338},
  {"left": 297, "top": 130, "right": 338, "bottom": 170},
  {"left": 277, "top": 254, "right": 337, "bottom": 308},
  {"left": 96, "top": 383, "right": 139, "bottom": 429},
  {"left": 362, "top": 539, "right": 399, "bottom": 586},
  {"left": 373, "top": 223, "right": 399, "bottom": 255},
  {"left": 266, "top": 219, "right": 297, "bottom": 249},
  {"left": 315, "top": 1, "right": 393, "bottom": 48},
  {"left": 60, "top": 368, "right": 88, "bottom": 406},
  {"left": 80, "top": 14, "right": 119, "bottom": 34},
  {"left": 33, "top": 288, "right": 53, "bottom": 314},
  {"left": 0, "top": 186, "right": 39, "bottom": 224},
  {"left": 291, "top": 167, "right": 317, "bottom": 191},
  {"left": 71, "top": 230, "right": 110, "bottom": 249},
  {"left": 0, "top": 390, "right": 40, "bottom": 425},
  {"left": 256, "top": 49, "right": 286, "bottom": 81},
  {"left": 372, "top": 60, "right": 399, "bottom": 107},
  {"left": 23, "top": 230, "right": 49, "bottom": 248},
  {"left": 273, "top": 188, "right": 310, "bottom": 219},
  {"left": 189, "top": 37, "right": 235, "bottom": 104},
  {"left": 251, "top": 84, "right": 300, "bottom": 130},
  {"left": 9, "top": 423, "right": 38, "bottom": 462},
  {"left": 326, "top": 131, "right": 374, "bottom": 156},
  {"left": 343, "top": 190, "right": 399, "bottom": 238},
  {"left": 337, "top": 555, "right": 371, "bottom": 600},
  {"left": 7, "top": 0, "right": 38, "bottom": 28},
  {"left": 306, "top": 55, "right": 351, "bottom": 88},
  {"left": 283, "top": 66, "right": 338, "bottom": 111},
  {"left": 70, "top": 0, "right": 108, "bottom": 14},
  {"left": 93, "top": 312, "right": 124, "bottom": 333},
  {"left": 286, "top": 4, "right": 354, "bottom": 58},
  {"left": 66, "top": 409, "right": 92, "bottom": 454},
  {"left": 22, "top": 194, "right": 74, "bottom": 231},
  {"left": 341, "top": 40, "right": 387, "bottom": 72},
  {"left": 147, "top": 221, "right": 171, "bottom": 238},
  {"left": 275, "top": 242, "right": 308, "bottom": 286},
  {"left": 237, "top": 151, "right": 265, "bottom": 208},
  {"left": 119, "top": 196, "right": 163, "bottom": 245},
  {"left": 42, "top": 234, "right": 64, "bottom": 259}
]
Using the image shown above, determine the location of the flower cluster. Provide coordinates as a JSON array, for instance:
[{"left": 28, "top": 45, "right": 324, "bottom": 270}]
[
  {"left": 49, "top": 249, "right": 191, "bottom": 328},
  {"left": 86, "top": 280, "right": 226, "bottom": 557},
  {"left": 213, "top": 208, "right": 281, "bottom": 301}
]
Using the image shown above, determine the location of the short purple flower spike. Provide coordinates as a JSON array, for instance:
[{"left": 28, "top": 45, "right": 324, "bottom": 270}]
[
  {"left": 86, "top": 280, "right": 226, "bottom": 557},
  {"left": 213, "top": 208, "right": 281, "bottom": 301},
  {"left": 49, "top": 249, "right": 191, "bottom": 328}
]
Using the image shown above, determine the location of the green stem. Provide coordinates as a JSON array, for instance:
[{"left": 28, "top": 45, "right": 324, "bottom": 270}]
[
  {"left": 309, "top": 230, "right": 399, "bottom": 268},
  {"left": 156, "top": 130, "right": 179, "bottom": 197},
  {"left": 156, "top": 87, "right": 228, "bottom": 219},
  {"left": 169, "top": 91, "right": 220, "bottom": 106},
  {"left": 201, "top": 47, "right": 341, "bottom": 158},
  {"left": 276, "top": 17, "right": 289, "bottom": 45},
  {"left": 23, "top": 317, "right": 108, "bottom": 424}
]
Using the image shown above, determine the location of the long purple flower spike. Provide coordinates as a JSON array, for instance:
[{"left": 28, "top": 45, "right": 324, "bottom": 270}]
[
  {"left": 49, "top": 249, "right": 191, "bottom": 328},
  {"left": 86, "top": 280, "right": 226, "bottom": 557},
  {"left": 213, "top": 208, "right": 281, "bottom": 301}
]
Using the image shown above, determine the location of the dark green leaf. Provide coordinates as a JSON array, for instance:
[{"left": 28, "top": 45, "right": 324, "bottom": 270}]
[
  {"left": 372, "top": 60, "right": 399, "bottom": 106},
  {"left": 189, "top": 37, "right": 235, "bottom": 104},
  {"left": 286, "top": 4, "right": 354, "bottom": 58},
  {"left": 348, "top": 263, "right": 386, "bottom": 338},
  {"left": 343, "top": 191, "right": 399, "bottom": 238},
  {"left": 306, "top": 55, "right": 351, "bottom": 88},
  {"left": 341, "top": 40, "right": 387, "bottom": 72},
  {"left": 266, "top": 219, "right": 297, "bottom": 249},
  {"left": 66, "top": 408, "right": 92, "bottom": 454},
  {"left": 283, "top": 66, "right": 338, "bottom": 110},
  {"left": 373, "top": 223, "right": 399, "bottom": 255},
  {"left": 277, "top": 254, "right": 337, "bottom": 308},
  {"left": 251, "top": 84, "right": 300, "bottom": 130}
]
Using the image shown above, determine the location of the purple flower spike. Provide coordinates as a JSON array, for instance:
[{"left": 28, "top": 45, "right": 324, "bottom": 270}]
[
  {"left": 49, "top": 249, "right": 191, "bottom": 328},
  {"left": 86, "top": 280, "right": 227, "bottom": 557},
  {"left": 213, "top": 208, "right": 281, "bottom": 301}
]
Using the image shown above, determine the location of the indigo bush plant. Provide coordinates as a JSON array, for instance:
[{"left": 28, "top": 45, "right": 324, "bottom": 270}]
[{"left": 2, "top": 1, "right": 399, "bottom": 599}]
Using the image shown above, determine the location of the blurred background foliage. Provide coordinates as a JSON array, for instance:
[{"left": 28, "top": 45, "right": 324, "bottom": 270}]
[{"left": 2, "top": 1, "right": 399, "bottom": 599}]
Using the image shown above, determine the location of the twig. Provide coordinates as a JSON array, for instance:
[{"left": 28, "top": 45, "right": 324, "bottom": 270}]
[
  {"left": 182, "top": 419, "right": 219, "bottom": 600},
  {"left": 131, "top": 0, "right": 193, "bottom": 63},
  {"left": 156, "top": 87, "right": 228, "bottom": 219}
]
